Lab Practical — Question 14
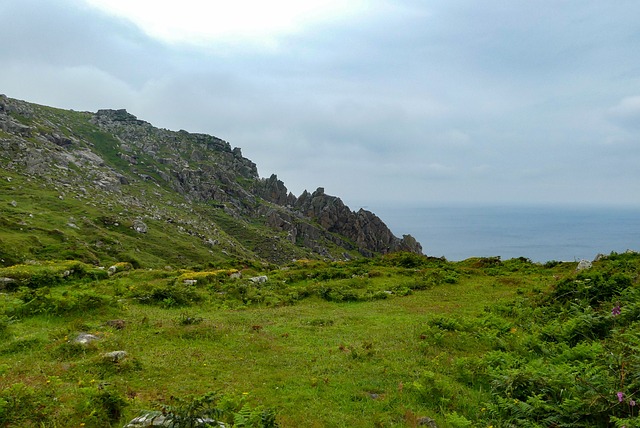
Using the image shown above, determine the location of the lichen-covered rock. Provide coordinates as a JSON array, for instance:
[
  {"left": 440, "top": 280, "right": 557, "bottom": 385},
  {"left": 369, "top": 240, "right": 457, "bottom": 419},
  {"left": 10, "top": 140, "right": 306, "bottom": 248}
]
[
  {"left": 417, "top": 416, "right": 438, "bottom": 427},
  {"left": 124, "top": 412, "right": 226, "bottom": 427},
  {"left": 73, "top": 333, "right": 100, "bottom": 345},
  {"left": 576, "top": 259, "right": 592, "bottom": 271},
  {"left": 102, "top": 350, "right": 128, "bottom": 362},
  {"left": 133, "top": 219, "right": 148, "bottom": 233}
]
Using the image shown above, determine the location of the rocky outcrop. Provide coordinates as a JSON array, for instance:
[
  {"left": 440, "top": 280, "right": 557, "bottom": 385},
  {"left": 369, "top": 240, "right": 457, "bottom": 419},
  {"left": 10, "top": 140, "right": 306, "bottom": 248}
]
[
  {"left": 294, "top": 187, "right": 422, "bottom": 255},
  {"left": 94, "top": 108, "right": 147, "bottom": 125},
  {"left": 257, "top": 183, "right": 422, "bottom": 256},
  {"left": 0, "top": 94, "right": 423, "bottom": 262},
  {"left": 254, "top": 174, "right": 297, "bottom": 207}
]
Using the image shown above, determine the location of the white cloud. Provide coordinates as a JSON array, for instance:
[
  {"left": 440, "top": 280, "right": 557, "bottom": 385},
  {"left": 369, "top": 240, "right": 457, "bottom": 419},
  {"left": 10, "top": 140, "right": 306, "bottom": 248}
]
[
  {"left": 608, "top": 96, "right": 640, "bottom": 130},
  {"left": 3, "top": 0, "right": 640, "bottom": 207},
  {"left": 0, "top": 63, "right": 135, "bottom": 110},
  {"left": 83, "top": 0, "right": 370, "bottom": 48}
]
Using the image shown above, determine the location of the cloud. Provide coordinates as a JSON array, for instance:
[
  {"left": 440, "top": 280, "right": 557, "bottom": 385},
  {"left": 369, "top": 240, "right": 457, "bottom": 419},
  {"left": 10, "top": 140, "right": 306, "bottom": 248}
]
[
  {"left": 83, "top": 0, "right": 371, "bottom": 48},
  {"left": 0, "top": 63, "right": 135, "bottom": 110},
  {"left": 2, "top": 0, "right": 640, "bottom": 207},
  {"left": 608, "top": 96, "right": 640, "bottom": 131}
]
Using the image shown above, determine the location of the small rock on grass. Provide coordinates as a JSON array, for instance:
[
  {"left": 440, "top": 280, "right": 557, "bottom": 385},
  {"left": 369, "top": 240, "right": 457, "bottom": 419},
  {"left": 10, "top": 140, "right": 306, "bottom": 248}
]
[
  {"left": 72, "top": 333, "right": 100, "bottom": 344},
  {"left": 102, "top": 350, "right": 128, "bottom": 362}
]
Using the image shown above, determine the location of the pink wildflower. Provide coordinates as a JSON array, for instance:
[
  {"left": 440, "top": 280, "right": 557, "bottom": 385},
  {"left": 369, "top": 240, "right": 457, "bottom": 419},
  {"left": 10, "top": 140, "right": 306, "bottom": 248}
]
[{"left": 612, "top": 305, "right": 621, "bottom": 316}]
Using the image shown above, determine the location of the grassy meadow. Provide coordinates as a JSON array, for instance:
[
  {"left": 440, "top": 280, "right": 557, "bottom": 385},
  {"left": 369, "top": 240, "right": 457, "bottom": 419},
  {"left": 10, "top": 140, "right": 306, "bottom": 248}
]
[{"left": 1, "top": 252, "right": 639, "bottom": 427}]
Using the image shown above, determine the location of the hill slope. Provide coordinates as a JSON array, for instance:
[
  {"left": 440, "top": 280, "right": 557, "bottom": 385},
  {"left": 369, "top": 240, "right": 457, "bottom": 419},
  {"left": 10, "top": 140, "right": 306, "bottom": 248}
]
[{"left": 0, "top": 94, "right": 421, "bottom": 268}]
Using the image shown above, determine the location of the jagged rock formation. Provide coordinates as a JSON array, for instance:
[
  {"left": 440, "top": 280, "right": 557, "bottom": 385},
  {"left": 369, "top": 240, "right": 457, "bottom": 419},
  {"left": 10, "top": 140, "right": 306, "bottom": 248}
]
[
  {"left": 0, "top": 94, "right": 422, "bottom": 266},
  {"left": 254, "top": 182, "right": 422, "bottom": 256}
]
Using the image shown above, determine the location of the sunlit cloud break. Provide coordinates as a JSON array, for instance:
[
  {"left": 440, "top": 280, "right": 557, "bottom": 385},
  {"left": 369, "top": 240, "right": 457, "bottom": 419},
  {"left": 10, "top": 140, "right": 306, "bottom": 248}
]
[{"left": 83, "top": 0, "right": 369, "bottom": 47}]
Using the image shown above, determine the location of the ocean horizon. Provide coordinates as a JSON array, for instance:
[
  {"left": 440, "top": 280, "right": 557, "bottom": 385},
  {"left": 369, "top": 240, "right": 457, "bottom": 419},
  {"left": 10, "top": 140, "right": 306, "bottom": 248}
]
[{"left": 368, "top": 203, "right": 640, "bottom": 263}]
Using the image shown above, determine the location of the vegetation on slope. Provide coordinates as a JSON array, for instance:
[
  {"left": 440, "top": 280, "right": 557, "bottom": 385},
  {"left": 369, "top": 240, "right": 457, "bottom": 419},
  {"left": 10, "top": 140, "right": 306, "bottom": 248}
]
[
  {"left": 1, "top": 94, "right": 420, "bottom": 265},
  {"left": 1, "top": 252, "right": 638, "bottom": 427}
]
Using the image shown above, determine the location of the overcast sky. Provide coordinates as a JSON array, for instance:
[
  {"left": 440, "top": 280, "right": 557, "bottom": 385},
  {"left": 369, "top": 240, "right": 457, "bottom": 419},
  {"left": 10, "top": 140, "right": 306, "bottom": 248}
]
[{"left": 2, "top": 0, "right": 640, "bottom": 209}]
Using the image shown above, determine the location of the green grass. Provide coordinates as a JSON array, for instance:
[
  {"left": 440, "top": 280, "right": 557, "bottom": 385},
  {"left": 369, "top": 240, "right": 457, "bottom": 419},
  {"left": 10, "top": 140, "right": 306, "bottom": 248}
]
[{"left": 0, "top": 254, "right": 586, "bottom": 427}]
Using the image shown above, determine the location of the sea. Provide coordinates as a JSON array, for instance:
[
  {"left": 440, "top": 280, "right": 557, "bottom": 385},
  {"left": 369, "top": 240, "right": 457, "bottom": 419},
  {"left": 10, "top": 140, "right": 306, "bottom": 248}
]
[{"left": 368, "top": 204, "right": 640, "bottom": 263}]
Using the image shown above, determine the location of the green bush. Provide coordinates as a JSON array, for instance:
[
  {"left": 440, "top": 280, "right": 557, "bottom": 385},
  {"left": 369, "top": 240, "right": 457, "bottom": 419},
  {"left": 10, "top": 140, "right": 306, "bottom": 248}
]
[
  {"left": 551, "top": 271, "right": 632, "bottom": 306},
  {"left": 0, "top": 260, "right": 106, "bottom": 290},
  {"left": 79, "top": 386, "right": 129, "bottom": 425},
  {"left": 0, "top": 336, "right": 43, "bottom": 355},
  {"left": 381, "top": 252, "right": 429, "bottom": 268},
  {"left": 473, "top": 253, "right": 640, "bottom": 427},
  {"left": 137, "top": 392, "right": 279, "bottom": 428},
  {"left": 0, "top": 383, "right": 52, "bottom": 426},
  {"left": 8, "top": 287, "right": 113, "bottom": 317},
  {"left": 130, "top": 282, "right": 203, "bottom": 307},
  {"left": 0, "top": 315, "right": 11, "bottom": 338},
  {"left": 409, "top": 370, "right": 459, "bottom": 409}
]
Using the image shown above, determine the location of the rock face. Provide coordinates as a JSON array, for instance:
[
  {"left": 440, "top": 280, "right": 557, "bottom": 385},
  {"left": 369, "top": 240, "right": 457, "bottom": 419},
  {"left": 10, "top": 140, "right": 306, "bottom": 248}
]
[
  {"left": 294, "top": 188, "right": 421, "bottom": 255},
  {"left": 254, "top": 180, "right": 422, "bottom": 256},
  {"left": 0, "top": 94, "right": 423, "bottom": 263}
]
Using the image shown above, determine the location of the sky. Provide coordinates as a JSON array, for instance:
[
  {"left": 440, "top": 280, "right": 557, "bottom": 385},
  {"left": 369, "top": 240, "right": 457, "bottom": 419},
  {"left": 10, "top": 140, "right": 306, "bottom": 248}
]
[{"left": 2, "top": 0, "right": 640, "bottom": 210}]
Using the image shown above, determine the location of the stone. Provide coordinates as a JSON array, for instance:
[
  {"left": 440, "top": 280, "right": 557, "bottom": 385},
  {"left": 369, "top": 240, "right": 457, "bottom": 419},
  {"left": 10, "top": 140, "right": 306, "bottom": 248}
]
[
  {"left": 417, "top": 416, "right": 438, "bottom": 427},
  {"left": 103, "top": 350, "right": 128, "bottom": 362},
  {"left": 183, "top": 279, "right": 197, "bottom": 285},
  {"left": 576, "top": 259, "right": 592, "bottom": 271},
  {"left": 249, "top": 275, "right": 268, "bottom": 284},
  {"left": 46, "top": 133, "right": 73, "bottom": 147},
  {"left": 133, "top": 219, "right": 148, "bottom": 233},
  {"left": 105, "top": 319, "right": 126, "bottom": 330},
  {"left": 0, "top": 277, "right": 16, "bottom": 290},
  {"left": 205, "top": 238, "right": 219, "bottom": 247},
  {"left": 124, "top": 412, "right": 225, "bottom": 427},
  {"left": 73, "top": 333, "right": 100, "bottom": 345}
]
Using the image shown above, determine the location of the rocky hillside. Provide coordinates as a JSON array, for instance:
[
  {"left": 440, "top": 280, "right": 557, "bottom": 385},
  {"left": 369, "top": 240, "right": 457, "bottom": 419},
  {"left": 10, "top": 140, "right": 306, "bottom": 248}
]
[{"left": 0, "top": 94, "right": 421, "bottom": 268}]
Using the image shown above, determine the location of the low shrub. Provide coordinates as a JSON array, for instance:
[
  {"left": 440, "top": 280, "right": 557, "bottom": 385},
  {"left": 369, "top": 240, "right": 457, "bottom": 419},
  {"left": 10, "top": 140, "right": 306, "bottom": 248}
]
[
  {"left": 130, "top": 282, "right": 203, "bottom": 307},
  {"left": 135, "top": 391, "right": 279, "bottom": 428},
  {"left": 0, "top": 383, "right": 53, "bottom": 426},
  {"left": 409, "top": 370, "right": 460, "bottom": 409},
  {"left": 471, "top": 254, "right": 640, "bottom": 427},
  {"left": 0, "top": 315, "right": 11, "bottom": 339},
  {"left": 0, "top": 260, "right": 102, "bottom": 290},
  {"left": 78, "top": 386, "right": 129, "bottom": 425},
  {"left": 177, "top": 269, "right": 237, "bottom": 285},
  {"left": 0, "top": 336, "right": 43, "bottom": 355},
  {"left": 7, "top": 287, "right": 113, "bottom": 317},
  {"left": 381, "top": 252, "right": 429, "bottom": 268}
]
